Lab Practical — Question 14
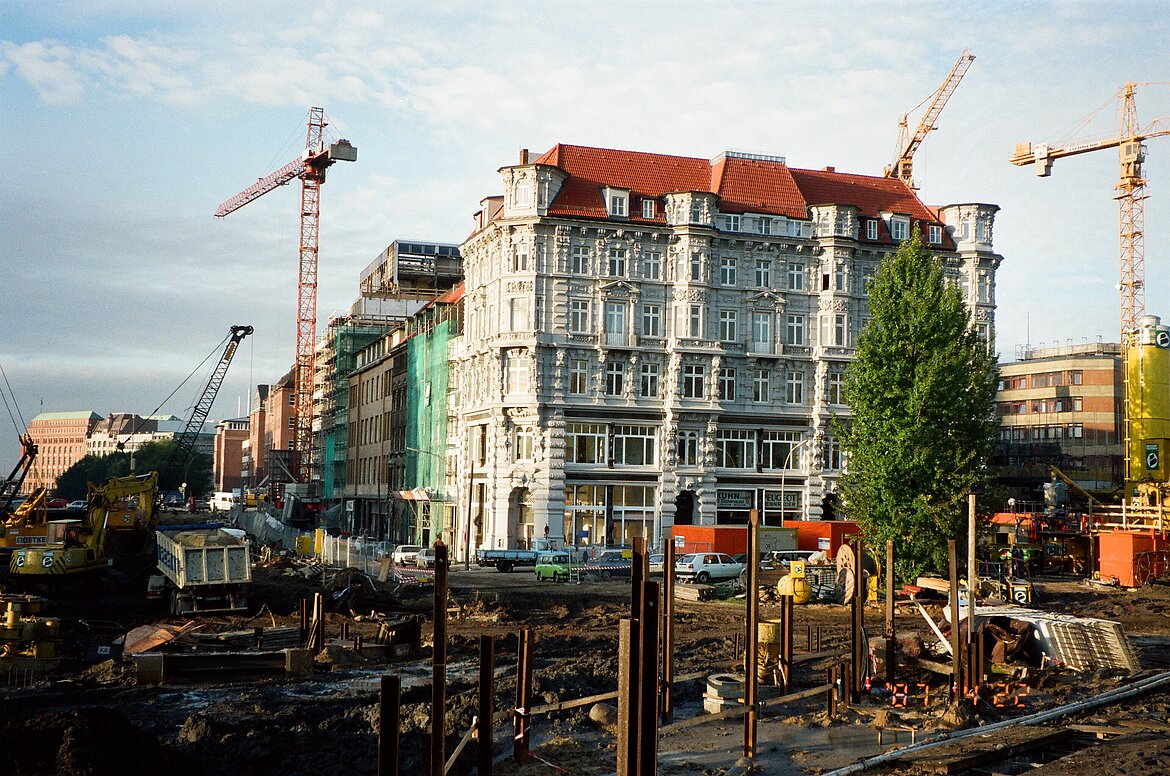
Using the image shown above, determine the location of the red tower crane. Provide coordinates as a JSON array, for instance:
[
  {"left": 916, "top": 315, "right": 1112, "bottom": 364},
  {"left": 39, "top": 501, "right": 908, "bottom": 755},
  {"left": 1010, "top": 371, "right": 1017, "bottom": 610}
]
[
  {"left": 215, "top": 107, "right": 356, "bottom": 484},
  {"left": 885, "top": 48, "right": 975, "bottom": 187}
]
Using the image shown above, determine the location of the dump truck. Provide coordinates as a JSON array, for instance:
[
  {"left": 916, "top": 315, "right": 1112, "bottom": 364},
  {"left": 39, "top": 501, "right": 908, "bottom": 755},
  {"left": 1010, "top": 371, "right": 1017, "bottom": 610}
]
[{"left": 148, "top": 527, "right": 251, "bottom": 616}]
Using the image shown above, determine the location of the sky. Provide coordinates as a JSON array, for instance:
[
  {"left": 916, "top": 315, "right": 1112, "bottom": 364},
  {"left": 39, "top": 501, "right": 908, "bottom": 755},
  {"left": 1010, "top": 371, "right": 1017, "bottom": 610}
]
[{"left": 3, "top": 0, "right": 1170, "bottom": 471}]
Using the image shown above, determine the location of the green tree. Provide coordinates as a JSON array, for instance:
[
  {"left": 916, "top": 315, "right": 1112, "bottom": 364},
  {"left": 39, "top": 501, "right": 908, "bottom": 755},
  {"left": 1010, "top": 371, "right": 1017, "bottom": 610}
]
[
  {"left": 837, "top": 231, "right": 999, "bottom": 581},
  {"left": 54, "top": 441, "right": 212, "bottom": 499}
]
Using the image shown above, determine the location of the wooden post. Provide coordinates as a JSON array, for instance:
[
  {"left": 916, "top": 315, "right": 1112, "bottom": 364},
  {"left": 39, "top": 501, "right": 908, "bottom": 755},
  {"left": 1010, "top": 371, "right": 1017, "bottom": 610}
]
[
  {"left": 639, "top": 578, "right": 659, "bottom": 775},
  {"left": 779, "top": 594, "right": 793, "bottom": 693},
  {"left": 826, "top": 665, "right": 838, "bottom": 718},
  {"left": 514, "top": 628, "right": 532, "bottom": 764},
  {"left": 378, "top": 675, "right": 400, "bottom": 776},
  {"left": 430, "top": 541, "right": 448, "bottom": 776},
  {"left": 744, "top": 508, "right": 759, "bottom": 758},
  {"left": 661, "top": 535, "right": 675, "bottom": 723},
  {"left": 617, "top": 619, "right": 631, "bottom": 776},
  {"left": 625, "top": 537, "right": 646, "bottom": 774},
  {"left": 948, "top": 539, "right": 961, "bottom": 702},
  {"left": 477, "top": 635, "right": 494, "bottom": 776},
  {"left": 885, "top": 539, "right": 895, "bottom": 686},
  {"left": 850, "top": 536, "right": 865, "bottom": 702}
]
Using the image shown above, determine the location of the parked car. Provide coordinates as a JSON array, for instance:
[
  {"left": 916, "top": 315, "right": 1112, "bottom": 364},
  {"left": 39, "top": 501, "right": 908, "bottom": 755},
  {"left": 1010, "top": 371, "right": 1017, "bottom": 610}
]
[
  {"left": 535, "top": 551, "right": 572, "bottom": 582},
  {"left": 648, "top": 553, "right": 665, "bottom": 576},
  {"left": 415, "top": 547, "right": 436, "bottom": 568},
  {"left": 768, "top": 550, "right": 819, "bottom": 567},
  {"left": 675, "top": 552, "right": 746, "bottom": 584},
  {"left": 66, "top": 500, "right": 88, "bottom": 511},
  {"left": 393, "top": 545, "right": 423, "bottom": 566},
  {"left": 47, "top": 498, "right": 69, "bottom": 508}
]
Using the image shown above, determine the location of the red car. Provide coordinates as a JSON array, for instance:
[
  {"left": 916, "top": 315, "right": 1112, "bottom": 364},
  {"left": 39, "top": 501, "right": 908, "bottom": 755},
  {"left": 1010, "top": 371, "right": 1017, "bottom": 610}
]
[{"left": 47, "top": 498, "right": 69, "bottom": 508}]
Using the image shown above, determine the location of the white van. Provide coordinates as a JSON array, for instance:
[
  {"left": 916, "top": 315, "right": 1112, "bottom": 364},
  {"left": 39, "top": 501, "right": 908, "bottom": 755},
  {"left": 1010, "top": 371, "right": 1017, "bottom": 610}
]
[{"left": 210, "top": 492, "right": 237, "bottom": 513}]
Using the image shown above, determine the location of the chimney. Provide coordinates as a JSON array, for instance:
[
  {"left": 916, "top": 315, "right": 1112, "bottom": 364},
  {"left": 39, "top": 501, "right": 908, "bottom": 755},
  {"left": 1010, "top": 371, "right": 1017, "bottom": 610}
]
[
  {"left": 520, "top": 148, "right": 529, "bottom": 164},
  {"left": 823, "top": 165, "right": 835, "bottom": 173}
]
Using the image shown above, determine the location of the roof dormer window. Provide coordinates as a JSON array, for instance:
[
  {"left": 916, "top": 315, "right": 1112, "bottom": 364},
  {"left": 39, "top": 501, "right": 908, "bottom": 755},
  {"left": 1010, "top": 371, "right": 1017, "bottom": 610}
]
[
  {"left": 928, "top": 225, "right": 942, "bottom": 244},
  {"left": 890, "top": 216, "right": 909, "bottom": 242},
  {"left": 604, "top": 187, "right": 629, "bottom": 218},
  {"left": 642, "top": 199, "right": 656, "bottom": 219},
  {"left": 866, "top": 220, "right": 878, "bottom": 240}
]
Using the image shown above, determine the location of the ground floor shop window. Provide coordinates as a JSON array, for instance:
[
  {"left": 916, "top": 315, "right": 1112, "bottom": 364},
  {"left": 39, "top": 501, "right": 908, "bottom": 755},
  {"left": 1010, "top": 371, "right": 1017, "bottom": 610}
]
[
  {"left": 612, "top": 485, "right": 655, "bottom": 546},
  {"left": 565, "top": 484, "right": 605, "bottom": 546}
]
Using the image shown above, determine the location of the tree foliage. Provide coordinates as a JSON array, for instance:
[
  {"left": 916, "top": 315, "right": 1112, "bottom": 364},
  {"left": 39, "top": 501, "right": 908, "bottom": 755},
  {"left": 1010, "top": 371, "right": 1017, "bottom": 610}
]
[
  {"left": 837, "top": 232, "right": 999, "bottom": 581},
  {"left": 54, "top": 440, "right": 211, "bottom": 499}
]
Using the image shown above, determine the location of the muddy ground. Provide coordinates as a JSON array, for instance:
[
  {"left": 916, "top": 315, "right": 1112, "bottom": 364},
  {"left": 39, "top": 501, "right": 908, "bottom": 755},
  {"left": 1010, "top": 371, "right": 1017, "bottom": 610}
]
[{"left": 1, "top": 564, "right": 1169, "bottom": 775}]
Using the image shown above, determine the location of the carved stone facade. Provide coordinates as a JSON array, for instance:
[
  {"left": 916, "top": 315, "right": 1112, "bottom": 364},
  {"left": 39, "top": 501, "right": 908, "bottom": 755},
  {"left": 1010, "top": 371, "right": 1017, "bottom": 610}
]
[{"left": 451, "top": 145, "right": 1002, "bottom": 555}]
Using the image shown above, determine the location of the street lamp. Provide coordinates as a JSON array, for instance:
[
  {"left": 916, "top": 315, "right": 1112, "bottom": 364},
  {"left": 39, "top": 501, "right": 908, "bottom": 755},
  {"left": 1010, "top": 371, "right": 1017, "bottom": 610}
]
[{"left": 779, "top": 436, "right": 814, "bottom": 523}]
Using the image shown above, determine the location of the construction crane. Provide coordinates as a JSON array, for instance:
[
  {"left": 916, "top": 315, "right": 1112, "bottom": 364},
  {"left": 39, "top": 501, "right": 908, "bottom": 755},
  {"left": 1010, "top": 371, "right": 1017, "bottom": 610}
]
[
  {"left": 215, "top": 108, "right": 356, "bottom": 484},
  {"left": 1012, "top": 83, "right": 1170, "bottom": 487},
  {"left": 157, "top": 324, "right": 253, "bottom": 507},
  {"left": 885, "top": 48, "right": 975, "bottom": 187},
  {"left": 1011, "top": 82, "right": 1170, "bottom": 339}
]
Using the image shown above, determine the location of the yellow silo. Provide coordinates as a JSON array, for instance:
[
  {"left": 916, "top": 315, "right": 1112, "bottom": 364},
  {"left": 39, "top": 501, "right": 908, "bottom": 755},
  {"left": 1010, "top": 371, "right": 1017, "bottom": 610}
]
[{"left": 1127, "top": 315, "right": 1170, "bottom": 491}]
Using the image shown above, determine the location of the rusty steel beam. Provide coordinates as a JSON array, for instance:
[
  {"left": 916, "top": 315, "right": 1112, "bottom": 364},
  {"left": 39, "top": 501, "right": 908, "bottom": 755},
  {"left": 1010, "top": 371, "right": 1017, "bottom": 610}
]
[
  {"left": 661, "top": 536, "right": 675, "bottom": 723},
  {"left": 514, "top": 628, "right": 533, "bottom": 763}
]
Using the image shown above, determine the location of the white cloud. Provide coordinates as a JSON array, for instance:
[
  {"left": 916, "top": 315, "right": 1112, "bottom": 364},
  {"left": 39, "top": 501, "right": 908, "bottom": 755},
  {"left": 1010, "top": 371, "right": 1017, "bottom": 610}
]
[{"left": 2, "top": 40, "right": 88, "bottom": 104}]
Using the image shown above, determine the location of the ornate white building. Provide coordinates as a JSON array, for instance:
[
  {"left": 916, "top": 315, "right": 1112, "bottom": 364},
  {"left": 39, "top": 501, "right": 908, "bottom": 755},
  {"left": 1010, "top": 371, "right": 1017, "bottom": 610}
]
[{"left": 454, "top": 145, "right": 1001, "bottom": 553}]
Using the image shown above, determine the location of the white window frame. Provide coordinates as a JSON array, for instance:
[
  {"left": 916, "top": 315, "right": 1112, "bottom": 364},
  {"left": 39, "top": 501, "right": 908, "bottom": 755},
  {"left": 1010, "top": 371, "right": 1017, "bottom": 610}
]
[
  {"left": 642, "top": 199, "right": 656, "bottom": 219},
  {"left": 612, "top": 425, "right": 656, "bottom": 466},
  {"left": 643, "top": 251, "right": 661, "bottom": 280},
  {"left": 928, "top": 224, "right": 942, "bottom": 244},
  {"left": 866, "top": 220, "right": 878, "bottom": 240},
  {"left": 569, "top": 359, "right": 589, "bottom": 395},
  {"left": 720, "top": 256, "right": 737, "bottom": 286},
  {"left": 682, "top": 364, "right": 706, "bottom": 399},
  {"left": 762, "top": 430, "right": 802, "bottom": 470},
  {"left": 566, "top": 422, "right": 607, "bottom": 464},
  {"left": 513, "top": 426, "right": 534, "bottom": 461},
  {"left": 891, "top": 217, "right": 909, "bottom": 241},
  {"left": 608, "top": 247, "right": 627, "bottom": 277},
  {"left": 725, "top": 214, "right": 741, "bottom": 232},
  {"left": 641, "top": 303, "right": 661, "bottom": 337},
  {"left": 677, "top": 430, "right": 700, "bottom": 467},
  {"left": 605, "top": 301, "right": 628, "bottom": 336},
  {"left": 508, "top": 297, "right": 530, "bottom": 332},
  {"left": 608, "top": 191, "right": 628, "bottom": 218},
  {"left": 752, "top": 369, "right": 770, "bottom": 403},
  {"left": 571, "top": 245, "right": 590, "bottom": 275},
  {"left": 505, "top": 351, "right": 530, "bottom": 394},
  {"left": 639, "top": 362, "right": 659, "bottom": 398},
  {"left": 690, "top": 252, "right": 702, "bottom": 281},
  {"left": 569, "top": 299, "right": 591, "bottom": 333},
  {"left": 604, "top": 361, "right": 624, "bottom": 396},
  {"left": 758, "top": 216, "right": 772, "bottom": 235},
  {"left": 752, "top": 311, "right": 773, "bottom": 348},
  {"left": 716, "top": 428, "right": 756, "bottom": 469},
  {"left": 785, "top": 313, "right": 805, "bottom": 346},
  {"left": 719, "top": 309, "right": 738, "bottom": 342},
  {"left": 688, "top": 304, "right": 704, "bottom": 338},
  {"left": 755, "top": 259, "right": 772, "bottom": 288},
  {"left": 785, "top": 370, "right": 804, "bottom": 404},
  {"left": 787, "top": 262, "right": 804, "bottom": 291},
  {"left": 826, "top": 370, "right": 846, "bottom": 405},
  {"left": 719, "top": 367, "right": 736, "bottom": 401}
]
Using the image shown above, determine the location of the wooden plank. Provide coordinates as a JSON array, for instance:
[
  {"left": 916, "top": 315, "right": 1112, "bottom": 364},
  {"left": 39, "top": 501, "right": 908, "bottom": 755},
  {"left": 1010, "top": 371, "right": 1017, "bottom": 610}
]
[{"left": 443, "top": 726, "right": 475, "bottom": 775}]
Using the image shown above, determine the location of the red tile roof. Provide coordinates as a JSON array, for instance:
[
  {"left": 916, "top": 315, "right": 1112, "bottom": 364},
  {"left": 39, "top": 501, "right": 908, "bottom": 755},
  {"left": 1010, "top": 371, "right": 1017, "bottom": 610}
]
[{"left": 533, "top": 144, "right": 945, "bottom": 235}]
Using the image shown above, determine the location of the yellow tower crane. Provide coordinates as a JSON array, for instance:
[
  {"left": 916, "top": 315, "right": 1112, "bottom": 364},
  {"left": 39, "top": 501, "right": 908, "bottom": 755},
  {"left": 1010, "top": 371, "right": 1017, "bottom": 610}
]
[
  {"left": 885, "top": 48, "right": 975, "bottom": 187},
  {"left": 1011, "top": 82, "right": 1170, "bottom": 486}
]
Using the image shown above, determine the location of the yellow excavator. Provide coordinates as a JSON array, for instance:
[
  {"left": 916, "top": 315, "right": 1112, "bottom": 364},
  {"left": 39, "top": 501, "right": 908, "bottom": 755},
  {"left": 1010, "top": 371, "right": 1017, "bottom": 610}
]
[
  {"left": 10, "top": 472, "right": 158, "bottom": 578},
  {"left": 0, "top": 435, "right": 53, "bottom": 564}
]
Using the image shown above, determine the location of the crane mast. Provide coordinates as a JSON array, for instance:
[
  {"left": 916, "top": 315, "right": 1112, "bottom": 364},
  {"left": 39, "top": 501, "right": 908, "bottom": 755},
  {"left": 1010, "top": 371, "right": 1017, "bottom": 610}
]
[
  {"left": 215, "top": 108, "right": 356, "bottom": 485},
  {"left": 1011, "top": 82, "right": 1170, "bottom": 485},
  {"left": 886, "top": 49, "right": 975, "bottom": 186}
]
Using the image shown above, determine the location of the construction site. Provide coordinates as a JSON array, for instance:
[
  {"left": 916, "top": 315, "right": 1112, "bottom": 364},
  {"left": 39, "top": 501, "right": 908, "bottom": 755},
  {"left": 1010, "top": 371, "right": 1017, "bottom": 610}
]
[{"left": 6, "top": 40, "right": 1170, "bottom": 776}]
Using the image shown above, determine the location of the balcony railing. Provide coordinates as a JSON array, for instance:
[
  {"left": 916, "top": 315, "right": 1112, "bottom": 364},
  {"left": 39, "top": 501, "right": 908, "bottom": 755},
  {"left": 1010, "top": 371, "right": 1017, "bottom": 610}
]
[{"left": 603, "top": 332, "right": 637, "bottom": 348}]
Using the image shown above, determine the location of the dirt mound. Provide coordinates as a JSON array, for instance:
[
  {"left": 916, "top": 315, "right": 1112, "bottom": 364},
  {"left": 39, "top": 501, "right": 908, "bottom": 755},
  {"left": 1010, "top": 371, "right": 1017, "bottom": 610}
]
[{"left": 0, "top": 707, "right": 176, "bottom": 775}]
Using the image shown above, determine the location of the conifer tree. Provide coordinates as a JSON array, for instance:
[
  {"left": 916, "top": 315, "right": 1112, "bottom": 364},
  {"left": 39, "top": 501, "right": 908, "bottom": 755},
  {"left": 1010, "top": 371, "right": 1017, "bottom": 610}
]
[{"left": 837, "top": 231, "right": 999, "bottom": 581}]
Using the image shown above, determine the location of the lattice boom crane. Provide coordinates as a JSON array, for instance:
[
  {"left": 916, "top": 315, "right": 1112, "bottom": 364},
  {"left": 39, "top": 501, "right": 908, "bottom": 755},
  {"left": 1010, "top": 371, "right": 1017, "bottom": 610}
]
[
  {"left": 886, "top": 48, "right": 975, "bottom": 187},
  {"left": 1010, "top": 82, "right": 1170, "bottom": 339},
  {"left": 215, "top": 107, "right": 356, "bottom": 484}
]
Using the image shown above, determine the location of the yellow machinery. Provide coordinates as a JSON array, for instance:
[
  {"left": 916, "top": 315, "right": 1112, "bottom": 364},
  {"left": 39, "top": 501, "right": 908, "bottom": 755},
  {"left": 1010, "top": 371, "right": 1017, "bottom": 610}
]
[
  {"left": 0, "top": 488, "right": 53, "bottom": 561},
  {"left": 1128, "top": 315, "right": 1170, "bottom": 501},
  {"left": 0, "top": 593, "right": 59, "bottom": 670},
  {"left": 10, "top": 473, "right": 158, "bottom": 578},
  {"left": 776, "top": 559, "right": 814, "bottom": 604}
]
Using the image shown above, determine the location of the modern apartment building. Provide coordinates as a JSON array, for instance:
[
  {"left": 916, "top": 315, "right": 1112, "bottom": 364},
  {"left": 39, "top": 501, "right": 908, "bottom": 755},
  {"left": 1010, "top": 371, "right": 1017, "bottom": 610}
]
[
  {"left": 995, "top": 342, "right": 1123, "bottom": 492},
  {"left": 24, "top": 411, "right": 102, "bottom": 492},
  {"left": 452, "top": 144, "right": 1002, "bottom": 553}
]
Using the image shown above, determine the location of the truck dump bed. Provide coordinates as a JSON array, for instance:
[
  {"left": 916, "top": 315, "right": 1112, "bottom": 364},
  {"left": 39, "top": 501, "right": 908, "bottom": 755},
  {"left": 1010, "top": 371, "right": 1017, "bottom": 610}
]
[{"left": 156, "top": 528, "right": 252, "bottom": 589}]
